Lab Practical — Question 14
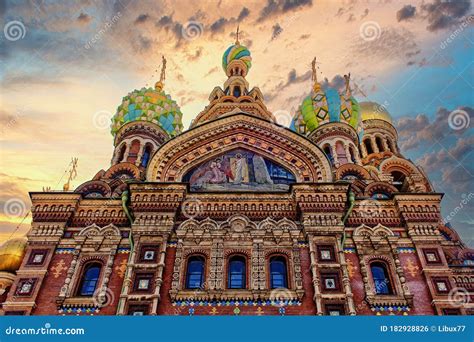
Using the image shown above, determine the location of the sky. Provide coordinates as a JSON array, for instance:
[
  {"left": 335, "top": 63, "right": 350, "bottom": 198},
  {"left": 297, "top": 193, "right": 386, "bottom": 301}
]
[{"left": 0, "top": 0, "right": 473, "bottom": 246}]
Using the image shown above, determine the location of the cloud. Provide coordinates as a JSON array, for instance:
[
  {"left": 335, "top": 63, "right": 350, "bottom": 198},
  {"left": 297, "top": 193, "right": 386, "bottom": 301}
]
[
  {"left": 210, "top": 7, "right": 250, "bottom": 34},
  {"left": 77, "top": 12, "right": 92, "bottom": 25},
  {"left": 422, "top": 0, "right": 471, "bottom": 31},
  {"left": 397, "top": 106, "right": 473, "bottom": 150},
  {"left": 258, "top": 0, "right": 312, "bottom": 22},
  {"left": 187, "top": 47, "right": 203, "bottom": 61},
  {"left": 135, "top": 14, "right": 150, "bottom": 24},
  {"left": 271, "top": 23, "right": 283, "bottom": 40},
  {"left": 360, "top": 8, "right": 369, "bottom": 19},
  {"left": 396, "top": 5, "right": 416, "bottom": 22},
  {"left": 321, "top": 74, "right": 345, "bottom": 92}
]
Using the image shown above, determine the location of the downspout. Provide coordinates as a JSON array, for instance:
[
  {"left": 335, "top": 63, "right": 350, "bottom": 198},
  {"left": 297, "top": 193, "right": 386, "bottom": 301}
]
[
  {"left": 117, "top": 190, "right": 134, "bottom": 314},
  {"left": 341, "top": 190, "right": 355, "bottom": 248}
]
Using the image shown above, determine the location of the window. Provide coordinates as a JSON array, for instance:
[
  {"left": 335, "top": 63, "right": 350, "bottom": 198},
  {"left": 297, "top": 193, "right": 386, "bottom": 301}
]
[
  {"left": 423, "top": 249, "right": 441, "bottom": 264},
  {"left": 133, "top": 273, "right": 154, "bottom": 292},
  {"left": 433, "top": 278, "right": 450, "bottom": 294},
  {"left": 186, "top": 256, "right": 205, "bottom": 289},
  {"left": 16, "top": 279, "right": 37, "bottom": 296},
  {"left": 128, "top": 304, "right": 149, "bottom": 316},
  {"left": 27, "top": 250, "right": 47, "bottom": 265},
  {"left": 321, "top": 273, "right": 340, "bottom": 291},
  {"left": 228, "top": 255, "right": 246, "bottom": 289},
  {"left": 364, "top": 139, "right": 373, "bottom": 155},
  {"left": 442, "top": 308, "right": 461, "bottom": 315},
  {"left": 77, "top": 262, "right": 101, "bottom": 296},
  {"left": 370, "top": 262, "right": 393, "bottom": 295},
  {"left": 139, "top": 245, "right": 158, "bottom": 263},
  {"left": 391, "top": 171, "right": 407, "bottom": 191},
  {"left": 141, "top": 144, "right": 153, "bottom": 167},
  {"left": 317, "top": 245, "right": 335, "bottom": 262},
  {"left": 325, "top": 304, "right": 345, "bottom": 316},
  {"left": 323, "top": 145, "right": 333, "bottom": 165},
  {"left": 269, "top": 256, "right": 288, "bottom": 289}
]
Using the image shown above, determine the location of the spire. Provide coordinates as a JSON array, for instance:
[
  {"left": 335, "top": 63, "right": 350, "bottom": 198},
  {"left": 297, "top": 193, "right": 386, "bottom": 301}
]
[
  {"left": 344, "top": 72, "right": 351, "bottom": 97},
  {"left": 155, "top": 55, "right": 167, "bottom": 91},
  {"left": 311, "top": 57, "right": 321, "bottom": 92},
  {"left": 235, "top": 25, "right": 240, "bottom": 45}
]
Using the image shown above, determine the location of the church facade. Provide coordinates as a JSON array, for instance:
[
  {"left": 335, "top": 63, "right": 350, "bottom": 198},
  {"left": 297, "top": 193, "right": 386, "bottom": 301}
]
[{"left": 0, "top": 39, "right": 472, "bottom": 316}]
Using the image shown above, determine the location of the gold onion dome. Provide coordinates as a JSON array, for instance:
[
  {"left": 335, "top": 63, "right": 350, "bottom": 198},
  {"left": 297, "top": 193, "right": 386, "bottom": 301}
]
[
  {"left": 0, "top": 238, "right": 27, "bottom": 273},
  {"left": 359, "top": 101, "right": 393, "bottom": 124}
]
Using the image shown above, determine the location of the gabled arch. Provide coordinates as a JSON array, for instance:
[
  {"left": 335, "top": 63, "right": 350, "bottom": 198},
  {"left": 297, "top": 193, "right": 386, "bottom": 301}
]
[
  {"left": 146, "top": 114, "right": 332, "bottom": 183},
  {"left": 353, "top": 223, "right": 394, "bottom": 238}
]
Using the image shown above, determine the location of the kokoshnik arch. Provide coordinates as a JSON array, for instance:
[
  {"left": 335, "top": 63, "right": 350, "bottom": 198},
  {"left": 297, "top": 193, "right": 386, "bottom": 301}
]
[{"left": 0, "top": 36, "right": 472, "bottom": 316}]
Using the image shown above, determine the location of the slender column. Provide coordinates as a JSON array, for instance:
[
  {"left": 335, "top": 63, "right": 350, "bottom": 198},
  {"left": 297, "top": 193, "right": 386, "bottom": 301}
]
[
  {"left": 116, "top": 240, "right": 137, "bottom": 315},
  {"left": 308, "top": 236, "right": 323, "bottom": 315},
  {"left": 330, "top": 143, "right": 339, "bottom": 167},
  {"left": 151, "top": 233, "right": 169, "bottom": 314},
  {"left": 337, "top": 236, "right": 356, "bottom": 315},
  {"left": 371, "top": 137, "right": 379, "bottom": 153},
  {"left": 135, "top": 144, "right": 145, "bottom": 166},
  {"left": 121, "top": 143, "right": 131, "bottom": 162}
]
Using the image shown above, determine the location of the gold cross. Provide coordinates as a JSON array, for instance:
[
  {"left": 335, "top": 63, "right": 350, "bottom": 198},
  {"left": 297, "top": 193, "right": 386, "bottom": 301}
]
[
  {"left": 346, "top": 258, "right": 358, "bottom": 279},
  {"left": 114, "top": 258, "right": 127, "bottom": 278},
  {"left": 256, "top": 307, "right": 264, "bottom": 316},
  {"left": 403, "top": 258, "right": 419, "bottom": 277},
  {"left": 210, "top": 307, "right": 218, "bottom": 315},
  {"left": 51, "top": 259, "right": 67, "bottom": 278}
]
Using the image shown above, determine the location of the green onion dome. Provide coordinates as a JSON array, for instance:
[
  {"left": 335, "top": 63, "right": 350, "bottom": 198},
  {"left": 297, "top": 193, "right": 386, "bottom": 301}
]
[
  {"left": 290, "top": 84, "right": 360, "bottom": 135},
  {"left": 111, "top": 86, "right": 183, "bottom": 137}
]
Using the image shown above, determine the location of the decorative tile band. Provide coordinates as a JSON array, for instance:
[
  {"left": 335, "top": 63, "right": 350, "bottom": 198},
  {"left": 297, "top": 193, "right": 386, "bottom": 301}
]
[
  {"left": 55, "top": 248, "right": 75, "bottom": 254},
  {"left": 172, "top": 299, "right": 302, "bottom": 307},
  {"left": 397, "top": 247, "right": 416, "bottom": 253},
  {"left": 371, "top": 306, "right": 410, "bottom": 315},
  {"left": 344, "top": 248, "right": 356, "bottom": 253},
  {"left": 58, "top": 307, "right": 100, "bottom": 314},
  {"left": 117, "top": 247, "right": 130, "bottom": 253}
]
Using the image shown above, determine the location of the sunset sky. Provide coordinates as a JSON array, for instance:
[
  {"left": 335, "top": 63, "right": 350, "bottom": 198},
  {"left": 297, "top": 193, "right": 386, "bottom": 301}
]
[{"left": 0, "top": 0, "right": 473, "bottom": 245}]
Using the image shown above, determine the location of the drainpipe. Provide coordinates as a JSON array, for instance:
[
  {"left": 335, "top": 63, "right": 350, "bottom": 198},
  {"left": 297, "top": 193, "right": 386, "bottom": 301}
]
[
  {"left": 341, "top": 190, "right": 355, "bottom": 247},
  {"left": 117, "top": 190, "right": 134, "bottom": 314}
]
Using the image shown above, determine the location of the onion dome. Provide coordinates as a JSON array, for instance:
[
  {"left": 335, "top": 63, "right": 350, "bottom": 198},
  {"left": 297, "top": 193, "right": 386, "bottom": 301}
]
[
  {"left": 290, "top": 82, "right": 361, "bottom": 135},
  {"left": 359, "top": 101, "right": 393, "bottom": 124},
  {"left": 0, "top": 238, "right": 27, "bottom": 273},
  {"left": 111, "top": 86, "right": 183, "bottom": 137},
  {"left": 222, "top": 44, "right": 252, "bottom": 72}
]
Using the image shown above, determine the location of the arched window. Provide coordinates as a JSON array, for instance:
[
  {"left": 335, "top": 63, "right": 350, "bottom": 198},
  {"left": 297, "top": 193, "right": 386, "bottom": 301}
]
[
  {"left": 375, "top": 136, "right": 384, "bottom": 152},
  {"left": 117, "top": 144, "right": 126, "bottom": 163},
  {"left": 349, "top": 146, "right": 356, "bottom": 163},
  {"left": 77, "top": 262, "right": 101, "bottom": 296},
  {"left": 233, "top": 86, "right": 241, "bottom": 97},
  {"left": 335, "top": 141, "right": 348, "bottom": 164},
  {"left": 186, "top": 256, "right": 205, "bottom": 289},
  {"left": 391, "top": 171, "right": 407, "bottom": 191},
  {"left": 364, "top": 139, "right": 373, "bottom": 155},
  {"left": 370, "top": 262, "right": 393, "bottom": 295},
  {"left": 269, "top": 256, "right": 288, "bottom": 289},
  {"left": 323, "top": 145, "right": 333, "bottom": 165},
  {"left": 228, "top": 255, "right": 246, "bottom": 289},
  {"left": 141, "top": 144, "right": 153, "bottom": 167}
]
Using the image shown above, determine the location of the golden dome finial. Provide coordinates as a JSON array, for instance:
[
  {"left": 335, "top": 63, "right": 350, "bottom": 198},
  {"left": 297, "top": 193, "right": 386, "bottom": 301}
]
[
  {"left": 0, "top": 237, "right": 27, "bottom": 273},
  {"left": 235, "top": 25, "right": 240, "bottom": 45},
  {"left": 155, "top": 55, "right": 167, "bottom": 91},
  {"left": 311, "top": 57, "right": 321, "bottom": 92},
  {"left": 344, "top": 72, "right": 351, "bottom": 97}
]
